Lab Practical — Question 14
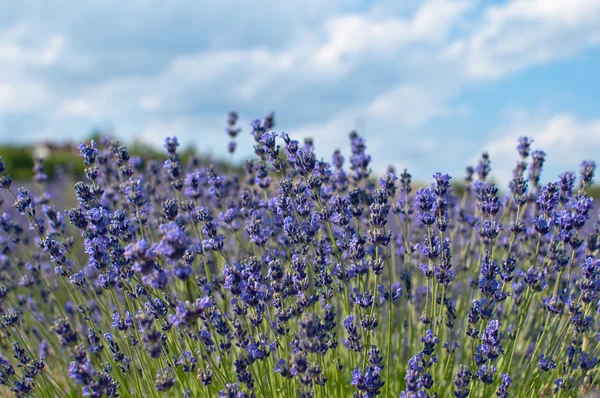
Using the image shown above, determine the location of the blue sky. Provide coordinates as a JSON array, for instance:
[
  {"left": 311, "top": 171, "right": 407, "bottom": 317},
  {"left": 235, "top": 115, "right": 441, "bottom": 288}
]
[{"left": 1, "top": 0, "right": 599, "bottom": 185}]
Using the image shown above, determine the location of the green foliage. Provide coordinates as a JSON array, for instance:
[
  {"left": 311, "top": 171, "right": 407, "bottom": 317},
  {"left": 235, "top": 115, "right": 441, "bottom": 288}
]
[
  {"left": 45, "top": 152, "right": 86, "bottom": 178},
  {"left": 0, "top": 146, "right": 34, "bottom": 180},
  {"left": 0, "top": 139, "right": 242, "bottom": 181}
]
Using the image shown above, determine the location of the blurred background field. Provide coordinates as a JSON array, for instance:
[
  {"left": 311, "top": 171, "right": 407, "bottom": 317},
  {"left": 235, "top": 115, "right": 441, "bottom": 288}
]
[
  {"left": 0, "top": 136, "right": 230, "bottom": 180},
  {"left": 3, "top": 138, "right": 600, "bottom": 199}
]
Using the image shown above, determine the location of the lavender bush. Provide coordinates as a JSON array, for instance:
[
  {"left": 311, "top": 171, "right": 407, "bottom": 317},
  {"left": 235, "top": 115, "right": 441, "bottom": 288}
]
[{"left": 0, "top": 113, "right": 599, "bottom": 397}]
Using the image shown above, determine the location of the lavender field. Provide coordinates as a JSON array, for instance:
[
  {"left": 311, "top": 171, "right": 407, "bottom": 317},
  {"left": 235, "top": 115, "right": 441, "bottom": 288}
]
[{"left": 0, "top": 112, "right": 599, "bottom": 397}]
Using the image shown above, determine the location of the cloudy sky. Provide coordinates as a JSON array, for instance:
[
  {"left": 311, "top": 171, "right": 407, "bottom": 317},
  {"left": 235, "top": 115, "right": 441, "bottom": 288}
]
[{"left": 1, "top": 0, "right": 599, "bottom": 184}]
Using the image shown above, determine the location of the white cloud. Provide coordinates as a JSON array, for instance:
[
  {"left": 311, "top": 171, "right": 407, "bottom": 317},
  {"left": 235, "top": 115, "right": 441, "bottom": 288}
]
[
  {"left": 0, "top": 25, "right": 65, "bottom": 67},
  {"left": 0, "top": 25, "right": 64, "bottom": 117},
  {"left": 291, "top": 84, "right": 445, "bottom": 147},
  {"left": 482, "top": 112, "right": 600, "bottom": 186},
  {"left": 289, "top": 82, "right": 468, "bottom": 175},
  {"left": 59, "top": 98, "right": 96, "bottom": 117},
  {"left": 366, "top": 84, "right": 450, "bottom": 127},
  {"left": 38, "top": 35, "right": 65, "bottom": 65},
  {"left": 138, "top": 95, "right": 162, "bottom": 111},
  {"left": 0, "top": 82, "right": 50, "bottom": 113},
  {"left": 444, "top": 0, "right": 600, "bottom": 79},
  {"left": 313, "top": 0, "right": 474, "bottom": 71}
]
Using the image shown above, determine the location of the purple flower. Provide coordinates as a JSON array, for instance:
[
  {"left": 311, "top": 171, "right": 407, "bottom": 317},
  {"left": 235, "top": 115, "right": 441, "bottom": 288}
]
[
  {"left": 496, "top": 373, "right": 512, "bottom": 398},
  {"left": 125, "top": 239, "right": 157, "bottom": 275},
  {"left": 453, "top": 365, "right": 471, "bottom": 398},
  {"left": 414, "top": 187, "right": 436, "bottom": 226},
  {"left": 351, "top": 366, "right": 385, "bottom": 396},
  {"left": 78, "top": 141, "right": 98, "bottom": 166},
  {"left": 580, "top": 160, "right": 596, "bottom": 188},
  {"left": 539, "top": 354, "right": 556, "bottom": 372}
]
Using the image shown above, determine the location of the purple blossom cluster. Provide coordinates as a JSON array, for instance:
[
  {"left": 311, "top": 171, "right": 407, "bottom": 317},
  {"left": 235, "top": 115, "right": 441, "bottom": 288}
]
[{"left": 0, "top": 113, "right": 599, "bottom": 397}]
